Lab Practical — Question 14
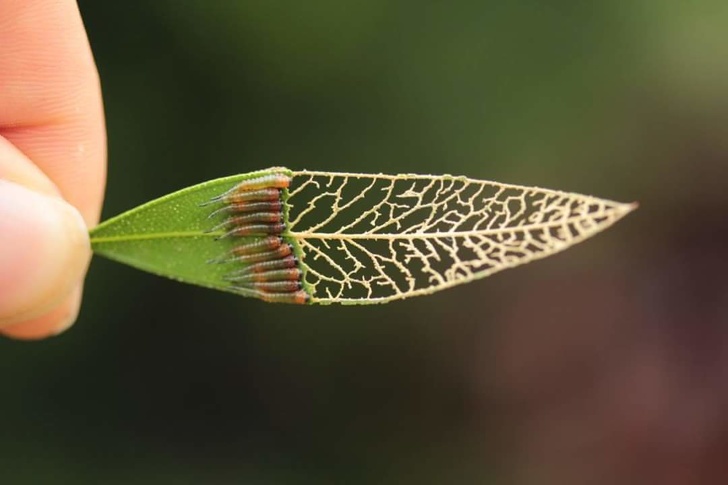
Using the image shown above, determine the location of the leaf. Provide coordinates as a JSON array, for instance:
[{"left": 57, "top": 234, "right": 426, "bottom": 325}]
[
  {"left": 89, "top": 168, "right": 294, "bottom": 295},
  {"left": 90, "top": 167, "right": 636, "bottom": 304}
]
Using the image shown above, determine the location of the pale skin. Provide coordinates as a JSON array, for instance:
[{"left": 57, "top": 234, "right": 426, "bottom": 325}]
[{"left": 0, "top": 0, "right": 105, "bottom": 339}]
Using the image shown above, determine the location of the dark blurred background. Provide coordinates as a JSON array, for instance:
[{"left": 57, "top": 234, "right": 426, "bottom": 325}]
[{"left": 2, "top": 1, "right": 728, "bottom": 483}]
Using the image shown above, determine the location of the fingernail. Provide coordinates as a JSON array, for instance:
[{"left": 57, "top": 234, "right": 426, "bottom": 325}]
[{"left": 0, "top": 180, "right": 91, "bottom": 325}]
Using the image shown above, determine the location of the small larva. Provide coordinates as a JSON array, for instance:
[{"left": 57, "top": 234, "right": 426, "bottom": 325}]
[
  {"left": 207, "top": 236, "right": 282, "bottom": 264},
  {"left": 208, "top": 212, "right": 282, "bottom": 233},
  {"left": 202, "top": 187, "right": 282, "bottom": 207},
  {"left": 208, "top": 173, "right": 291, "bottom": 204},
  {"left": 227, "top": 243, "right": 293, "bottom": 265},
  {"left": 226, "top": 211, "right": 282, "bottom": 226},
  {"left": 207, "top": 200, "right": 284, "bottom": 219},
  {"left": 216, "top": 222, "right": 287, "bottom": 239},
  {"left": 232, "top": 235, "right": 282, "bottom": 253},
  {"left": 227, "top": 268, "right": 302, "bottom": 284},
  {"left": 236, "top": 280, "right": 302, "bottom": 293},
  {"left": 231, "top": 288, "right": 310, "bottom": 304},
  {"left": 234, "top": 172, "right": 291, "bottom": 191},
  {"left": 227, "top": 255, "right": 298, "bottom": 277}
]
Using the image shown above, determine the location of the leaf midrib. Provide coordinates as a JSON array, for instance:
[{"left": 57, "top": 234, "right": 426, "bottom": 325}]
[
  {"left": 90, "top": 201, "right": 635, "bottom": 245},
  {"left": 90, "top": 231, "right": 219, "bottom": 244}
]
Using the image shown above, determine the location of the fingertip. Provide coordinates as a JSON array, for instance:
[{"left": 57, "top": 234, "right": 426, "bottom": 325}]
[
  {"left": 0, "top": 286, "right": 83, "bottom": 340},
  {"left": 0, "top": 180, "right": 91, "bottom": 323}
]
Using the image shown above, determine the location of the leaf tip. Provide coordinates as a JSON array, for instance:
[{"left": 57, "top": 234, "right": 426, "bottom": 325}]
[{"left": 619, "top": 201, "right": 640, "bottom": 216}]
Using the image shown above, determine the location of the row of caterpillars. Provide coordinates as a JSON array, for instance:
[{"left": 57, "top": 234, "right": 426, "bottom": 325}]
[{"left": 203, "top": 170, "right": 310, "bottom": 304}]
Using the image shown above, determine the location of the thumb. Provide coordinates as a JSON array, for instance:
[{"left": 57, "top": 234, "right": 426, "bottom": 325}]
[{"left": 0, "top": 179, "right": 91, "bottom": 334}]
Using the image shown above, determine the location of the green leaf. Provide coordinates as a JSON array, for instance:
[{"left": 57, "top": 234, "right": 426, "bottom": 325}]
[
  {"left": 90, "top": 167, "right": 636, "bottom": 304},
  {"left": 90, "top": 168, "right": 294, "bottom": 296}
]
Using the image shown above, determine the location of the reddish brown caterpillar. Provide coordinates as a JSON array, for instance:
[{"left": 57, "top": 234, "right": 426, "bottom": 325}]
[
  {"left": 205, "top": 172, "right": 290, "bottom": 206},
  {"left": 231, "top": 172, "right": 291, "bottom": 191},
  {"left": 226, "top": 268, "right": 302, "bottom": 284},
  {"left": 234, "top": 280, "right": 302, "bottom": 293},
  {"left": 207, "top": 211, "right": 283, "bottom": 233},
  {"left": 229, "top": 235, "right": 282, "bottom": 254},
  {"left": 201, "top": 187, "right": 282, "bottom": 207},
  {"left": 227, "top": 255, "right": 299, "bottom": 277},
  {"left": 227, "top": 243, "right": 292, "bottom": 265},
  {"left": 231, "top": 288, "right": 310, "bottom": 304},
  {"left": 208, "top": 200, "right": 284, "bottom": 219},
  {"left": 216, "top": 223, "right": 287, "bottom": 239},
  {"left": 208, "top": 236, "right": 283, "bottom": 264}
]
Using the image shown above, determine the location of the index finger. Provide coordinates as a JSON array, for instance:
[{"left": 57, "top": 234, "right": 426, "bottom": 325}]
[{"left": 0, "top": 0, "right": 106, "bottom": 225}]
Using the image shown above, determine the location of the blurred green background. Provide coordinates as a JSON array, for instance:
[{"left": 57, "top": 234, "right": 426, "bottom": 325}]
[{"left": 2, "top": 1, "right": 728, "bottom": 483}]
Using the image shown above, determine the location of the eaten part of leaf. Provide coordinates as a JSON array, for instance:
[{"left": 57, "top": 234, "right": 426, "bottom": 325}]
[{"left": 90, "top": 167, "right": 637, "bottom": 304}]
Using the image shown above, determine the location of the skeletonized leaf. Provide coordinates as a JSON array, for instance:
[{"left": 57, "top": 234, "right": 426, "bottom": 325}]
[{"left": 90, "top": 167, "right": 636, "bottom": 304}]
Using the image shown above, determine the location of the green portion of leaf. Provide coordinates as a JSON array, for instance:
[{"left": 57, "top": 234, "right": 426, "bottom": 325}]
[{"left": 90, "top": 168, "right": 294, "bottom": 294}]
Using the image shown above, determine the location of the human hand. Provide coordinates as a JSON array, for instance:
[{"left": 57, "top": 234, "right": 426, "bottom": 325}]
[{"left": 0, "top": 0, "right": 105, "bottom": 339}]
